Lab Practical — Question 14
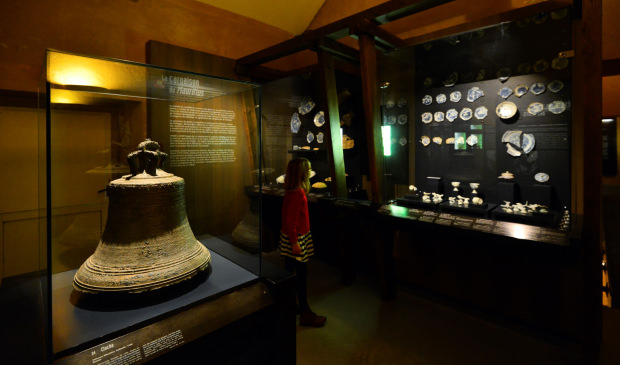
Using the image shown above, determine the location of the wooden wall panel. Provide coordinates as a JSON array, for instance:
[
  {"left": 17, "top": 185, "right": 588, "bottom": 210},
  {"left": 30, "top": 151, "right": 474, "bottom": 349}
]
[{"left": 0, "top": 0, "right": 294, "bottom": 93}]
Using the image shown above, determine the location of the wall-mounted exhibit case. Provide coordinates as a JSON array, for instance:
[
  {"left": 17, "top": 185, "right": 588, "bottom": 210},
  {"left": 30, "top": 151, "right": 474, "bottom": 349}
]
[
  {"left": 380, "top": 8, "right": 572, "bottom": 228},
  {"left": 39, "top": 49, "right": 271, "bottom": 363}
]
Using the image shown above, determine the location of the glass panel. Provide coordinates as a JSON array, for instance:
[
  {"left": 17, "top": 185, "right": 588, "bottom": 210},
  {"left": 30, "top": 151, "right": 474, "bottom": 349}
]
[
  {"left": 42, "top": 49, "right": 262, "bottom": 359},
  {"left": 380, "top": 8, "right": 572, "bottom": 226}
]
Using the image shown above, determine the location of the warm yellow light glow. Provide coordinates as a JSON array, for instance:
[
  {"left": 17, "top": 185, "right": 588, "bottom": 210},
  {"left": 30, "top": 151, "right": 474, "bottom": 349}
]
[
  {"left": 508, "top": 223, "right": 529, "bottom": 240},
  {"left": 53, "top": 67, "right": 103, "bottom": 87}
]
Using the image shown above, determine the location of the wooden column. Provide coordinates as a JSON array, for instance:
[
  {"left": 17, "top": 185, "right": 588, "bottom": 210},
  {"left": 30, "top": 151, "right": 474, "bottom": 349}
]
[
  {"left": 317, "top": 49, "right": 347, "bottom": 198},
  {"left": 573, "top": 0, "right": 602, "bottom": 361},
  {"left": 358, "top": 32, "right": 384, "bottom": 203}
]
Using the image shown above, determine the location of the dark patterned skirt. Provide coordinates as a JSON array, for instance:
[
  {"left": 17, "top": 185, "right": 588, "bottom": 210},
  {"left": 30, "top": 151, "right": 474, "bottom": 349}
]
[{"left": 279, "top": 231, "right": 314, "bottom": 262}]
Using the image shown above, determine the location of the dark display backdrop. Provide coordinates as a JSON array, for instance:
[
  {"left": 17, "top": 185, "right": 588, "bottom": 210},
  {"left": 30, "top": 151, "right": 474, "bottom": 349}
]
[{"left": 413, "top": 9, "right": 572, "bottom": 209}]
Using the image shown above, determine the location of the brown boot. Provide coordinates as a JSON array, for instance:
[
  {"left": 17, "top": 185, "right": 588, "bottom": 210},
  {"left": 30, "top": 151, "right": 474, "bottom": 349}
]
[{"left": 300, "top": 310, "right": 326, "bottom": 327}]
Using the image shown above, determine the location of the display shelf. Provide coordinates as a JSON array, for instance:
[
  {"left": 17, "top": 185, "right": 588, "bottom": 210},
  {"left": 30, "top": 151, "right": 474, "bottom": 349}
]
[{"left": 439, "top": 201, "right": 498, "bottom": 218}]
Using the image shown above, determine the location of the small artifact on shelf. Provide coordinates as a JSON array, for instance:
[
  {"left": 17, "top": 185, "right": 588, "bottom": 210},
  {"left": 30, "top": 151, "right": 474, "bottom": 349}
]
[
  {"left": 474, "top": 106, "right": 488, "bottom": 120},
  {"left": 535, "top": 172, "right": 550, "bottom": 183},
  {"left": 420, "top": 136, "right": 431, "bottom": 146},
  {"left": 73, "top": 139, "right": 211, "bottom": 293},
  {"left": 451, "top": 181, "right": 461, "bottom": 192},
  {"left": 422, "top": 94, "right": 433, "bottom": 105},
  {"left": 422, "top": 192, "right": 432, "bottom": 202},
  {"left": 445, "top": 137, "right": 455, "bottom": 144},
  {"left": 469, "top": 183, "right": 480, "bottom": 195},
  {"left": 312, "top": 182, "right": 327, "bottom": 189},
  {"left": 432, "top": 193, "right": 443, "bottom": 202},
  {"left": 300, "top": 146, "right": 311, "bottom": 150},
  {"left": 497, "top": 67, "right": 511, "bottom": 82},
  {"left": 432, "top": 136, "right": 443, "bottom": 145},
  {"left": 498, "top": 171, "right": 514, "bottom": 179},
  {"left": 443, "top": 72, "right": 458, "bottom": 87},
  {"left": 466, "top": 135, "right": 478, "bottom": 147},
  {"left": 342, "top": 134, "right": 355, "bottom": 149},
  {"left": 472, "top": 197, "right": 484, "bottom": 205}
]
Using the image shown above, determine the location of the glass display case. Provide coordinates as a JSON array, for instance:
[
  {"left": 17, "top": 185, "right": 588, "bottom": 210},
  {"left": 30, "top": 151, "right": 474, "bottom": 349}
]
[
  {"left": 380, "top": 8, "right": 573, "bottom": 229},
  {"left": 39, "top": 49, "right": 266, "bottom": 363}
]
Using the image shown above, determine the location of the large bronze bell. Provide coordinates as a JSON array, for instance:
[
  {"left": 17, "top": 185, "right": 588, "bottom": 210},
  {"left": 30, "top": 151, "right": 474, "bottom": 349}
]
[{"left": 73, "top": 139, "right": 211, "bottom": 293}]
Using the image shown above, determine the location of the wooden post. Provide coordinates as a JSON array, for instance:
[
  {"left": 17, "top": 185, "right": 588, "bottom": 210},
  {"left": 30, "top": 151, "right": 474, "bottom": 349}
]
[
  {"left": 317, "top": 48, "right": 347, "bottom": 198},
  {"left": 573, "top": 0, "right": 602, "bottom": 361},
  {"left": 358, "top": 32, "right": 384, "bottom": 203}
]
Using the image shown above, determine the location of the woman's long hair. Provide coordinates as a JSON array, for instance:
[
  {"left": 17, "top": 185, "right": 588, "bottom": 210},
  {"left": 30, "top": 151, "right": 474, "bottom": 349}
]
[{"left": 284, "top": 158, "right": 311, "bottom": 193}]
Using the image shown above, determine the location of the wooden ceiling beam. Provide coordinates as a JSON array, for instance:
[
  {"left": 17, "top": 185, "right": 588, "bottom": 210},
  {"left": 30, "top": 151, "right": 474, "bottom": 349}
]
[
  {"left": 399, "top": 0, "right": 573, "bottom": 46},
  {"left": 236, "top": 0, "right": 453, "bottom": 68},
  {"left": 352, "top": 19, "right": 408, "bottom": 49}
]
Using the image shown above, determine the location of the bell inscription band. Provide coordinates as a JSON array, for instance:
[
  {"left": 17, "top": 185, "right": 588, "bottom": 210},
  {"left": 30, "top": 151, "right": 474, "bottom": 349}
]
[{"left": 73, "top": 139, "right": 211, "bottom": 293}]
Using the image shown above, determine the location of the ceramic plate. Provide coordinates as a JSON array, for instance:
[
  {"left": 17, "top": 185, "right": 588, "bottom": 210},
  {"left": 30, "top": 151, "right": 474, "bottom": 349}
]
[
  {"left": 421, "top": 112, "right": 433, "bottom": 124},
  {"left": 460, "top": 108, "right": 473, "bottom": 121},
  {"left": 317, "top": 132, "right": 324, "bottom": 143},
  {"left": 433, "top": 136, "right": 443, "bottom": 145},
  {"left": 445, "top": 137, "right": 455, "bottom": 144},
  {"left": 527, "top": 102, "right": 544, "bottom": 115},
  {"left": 474, "top": 106, "right": 488, "bottom": 120},
  {"left": 399, "top": 137, "right": 408, "bottom": 146},
  {"left": 514, "top": 84, "right": 529, "bottom": 97},
  {"left": 313, "top": 111, "right": 325, "bottom": 127},
  {"left": 498, "top": 87, "right": 513, "bottom": 99},
  {"left": 397, "top": 98, "right": 407, "bottom": 107},
  {"left": 496, "top": 101, "right": 518, "bottom": 119},
  {"left": 436, "top": 94, "right": 447, "bottom": 104},
  {"left": 423, "top": 77, "right": 433, "bottom": 88},
  {"left": 548, "top": 100, "right": 567, "bottom": 114},
  {"left": 535, "top": 172, "right": 550, "bottom": 182},
  {"left": 421, "top": 136, "right": 431, "bottom": 146},
  {"left": 548, "top": 80, "right": 564, "bottom": 93},
  {"left": 298, "top": 96, "right": 316, "bottom": 115},
  {"left": 467, "top": 87, "right": 484, "bottom": 102},
  {"left": 307, "top": 131, "right": 314, "bottom": 143},
  {"left": 497, "top": 67, "right": 511, "bottom": 82},
  {"left": 291, "top": 112, "right": 301, "bottom": 133},
  {"left": 521, "top": 133, "right": 535, "bottom": 154},
  {"left": 501, "top": 130, "right": 522, "bottom": 147},
  {"left": 385, "top": 99, "right": 395, "bottom": 108},
  {"left": 450, "top": 91, "right": 462, "bottom": 102},
  {"left": 398, "top": 114, "right": 408, "bottom": 124},
  {"left": 446, "top": 109, "right": 458, "bottom": 122},
  {"left": 422, "top": 95, "right": 433, "bottom": 105},
  {"left": 530, "top": 82, "right": 546, "bottom": 95},
  {"left": 506, "top": 143, "right": 522, "bottom": 157},
  {"left": 434, "top": 111, "right": 445, "bottom": 122},
  {"left": 466, "top": 135, "right": 478, "bottom": 146},
  {"left": 533, "top": 59, "right": 549, "bottom": 73},
  {"left": 552, "top": 57, "right": 569, "bottom": 70},
  {"left": 443, "top": 72, "right": 458, "bottom": 87},
  {"left": 387, "top": 115, "right": 397, "bottom": 125}
]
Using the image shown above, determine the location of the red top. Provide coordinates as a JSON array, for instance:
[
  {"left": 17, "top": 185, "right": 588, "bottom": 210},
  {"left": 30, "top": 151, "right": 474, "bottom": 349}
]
[{"left": 281, "top": 188, "right": 310, "bottom": 244}]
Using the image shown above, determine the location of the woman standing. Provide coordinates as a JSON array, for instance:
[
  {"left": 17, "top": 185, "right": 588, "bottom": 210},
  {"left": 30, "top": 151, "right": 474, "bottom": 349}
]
[{"left": 279, "top": 157, "right": 326, "bottom": 327}]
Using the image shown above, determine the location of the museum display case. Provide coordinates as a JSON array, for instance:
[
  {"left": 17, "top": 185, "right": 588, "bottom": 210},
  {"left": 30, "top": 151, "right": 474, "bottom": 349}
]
[
  {"left": 37, "top": 49, "right": 279, "bottom": 363},
  {"left": 379, "top": 8, "right": 573, "bottom": 228}
]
